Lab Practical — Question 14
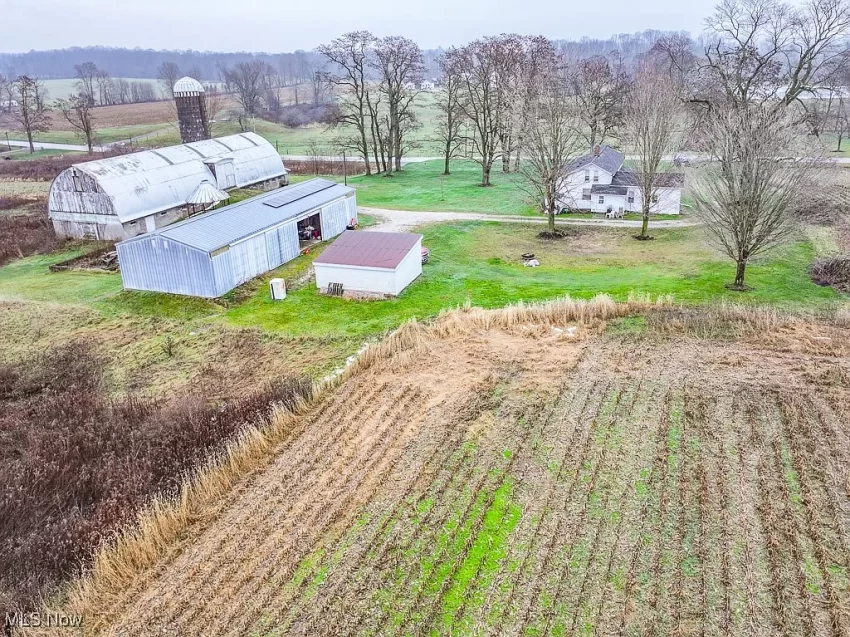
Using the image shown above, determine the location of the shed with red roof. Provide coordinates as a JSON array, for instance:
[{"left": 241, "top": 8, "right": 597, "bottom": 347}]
[{"left": 313, "top": 230, "right": 423, "bottom": 297}]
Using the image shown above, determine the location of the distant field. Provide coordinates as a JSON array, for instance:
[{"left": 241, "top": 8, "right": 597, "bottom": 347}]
[
  {"left": 0, "top": 89, "right": 447, "bottom": 155},
  {"left": 41, "top": 77, "right": 163, "bottom": 103}
]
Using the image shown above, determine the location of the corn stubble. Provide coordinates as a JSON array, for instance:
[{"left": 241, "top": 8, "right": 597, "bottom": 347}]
[{"left": 37, "top": 296, "right": 850, "bottom": 637}]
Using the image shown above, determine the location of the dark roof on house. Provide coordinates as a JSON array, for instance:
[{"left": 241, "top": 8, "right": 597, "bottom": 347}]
[
  {"left": 118, "top": 178, "right": 353, "bottom": 253},
  {"left": 314, "top": 230, "right": 422, "bottom": 269},
  {"left": 567, "top": 145, "right": 625, "bottom": 176},
  {"left": 590, "top": 184, "right": 629, "bottom": 196},
  {"left": 611, "top": 168, "right": 685, "bottom": 188}
]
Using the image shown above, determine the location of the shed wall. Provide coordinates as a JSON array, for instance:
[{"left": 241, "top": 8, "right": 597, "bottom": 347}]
[
  {"left": 393, "top": 239, "right": 423, "bottom": 295},
  {"left": 315, "top": 263, "right": 397, "bottom": 295},
  {"left": 231, "top": 235, "right": 270, "bottom": 286},
  {"left": 321, "top": 197, "right": 352, "bottom": 239},
  {"left": 117, "top": 236, "right": 218, "bottom": 297}
]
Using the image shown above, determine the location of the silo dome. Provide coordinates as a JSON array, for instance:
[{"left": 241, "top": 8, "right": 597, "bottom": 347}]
[{"left": 173, "top": 76, "right": 205, "bottom": 96}]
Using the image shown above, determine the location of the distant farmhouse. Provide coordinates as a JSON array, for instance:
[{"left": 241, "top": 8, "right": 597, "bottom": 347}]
[
  {"left": 116, "top": 179, "right": 357, "bottom": 298},
  {"left": 559, "top": 146, "right": 684, "bottom": 215},
  {"left": 48, "top": 132, "right": 287, "bottom": 240}
]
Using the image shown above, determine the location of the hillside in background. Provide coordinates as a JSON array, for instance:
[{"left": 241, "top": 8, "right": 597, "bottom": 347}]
[{"left": 0, "top": 30, "right": 681, "bottom": 81}]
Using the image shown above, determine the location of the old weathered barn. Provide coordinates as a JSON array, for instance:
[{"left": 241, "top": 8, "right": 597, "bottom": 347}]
[
  {"left": 48, "top": 132, "right": 287, "bottom": 240},
  {"left": 314, "top": 231, "right": 423, "bottom": 297},
  {"left": 116, "top": 179, "right": 357, "bottom": 298}
]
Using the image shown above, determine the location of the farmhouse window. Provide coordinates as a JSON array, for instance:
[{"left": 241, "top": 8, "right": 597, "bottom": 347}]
[
  {"left": 581, "top": 189, "right": 591, "bottom": 201},
  {"left": 583, "top": 170, "right": 589, "bottom": 182},
  {"left": 593, "top": 171, "right": 599, "bottom": 183},
  {"left": 651, "top": 194, "right": 659, "bottom": 204},
  {"left": 598, "top": 195, "right": 605, "bottom": 204},
  {"left": 72, "top": 170, "right": 82, "bottom": 193},
  {"left": 627, "top": 190, "right": 635, "bottom": 203}
]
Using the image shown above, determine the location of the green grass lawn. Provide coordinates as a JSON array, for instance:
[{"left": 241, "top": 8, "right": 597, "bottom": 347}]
[
  {"left": 224, "top": 223, "right": 842, "bottom": 339},
  {"left": 0, "top": 148, "right": 78, "bottom": 160},
  {"left": 291, "top": 160, "right": 539, "bottom": 215},
  {"left": 0, "top": 223, "right": 843, "bottom": 344}
]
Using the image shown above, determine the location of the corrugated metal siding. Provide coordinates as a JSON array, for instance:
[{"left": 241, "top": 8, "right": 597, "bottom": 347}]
[
  {"left": 231, "top": 235, "right": 270, "bottom": 285},
  {"left": 265, "top": 222, "right": 299, "bottom": 269},
  {"left": 117, "top": 236, "right": 217, "bottom": 297},
  {"left": 321, "top": 198, "right": 350, "bottom": 239},
  {"left": 347, "top": 196, "right": 358, "bottom": 224},
  {"left": 211, "top": 252, "right": 235, "bottom": 296}
]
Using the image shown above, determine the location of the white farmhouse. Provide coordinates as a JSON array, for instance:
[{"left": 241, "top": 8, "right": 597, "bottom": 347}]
[{"left": 558, "top": 145, "right": 685, "bottom": 215}]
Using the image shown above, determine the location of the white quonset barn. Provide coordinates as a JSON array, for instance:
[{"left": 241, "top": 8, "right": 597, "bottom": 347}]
[
  {"left": 49, "top": 133, "right": 287, "bottom": 240},
  {"left": 116, "top": 179, "right": 357, "bottom": 298},
  {"left": 314, "top": 231, "right": 423, "bottom": 297}
]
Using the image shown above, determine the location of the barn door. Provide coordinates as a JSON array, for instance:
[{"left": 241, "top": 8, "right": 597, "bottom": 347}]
[{"left": 219, "top": 161, "right": 236, "bottom": 189}]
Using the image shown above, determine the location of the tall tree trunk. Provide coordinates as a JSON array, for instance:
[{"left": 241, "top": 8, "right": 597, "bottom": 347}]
[
  {"left": 360, "top": 120, "right": 371, "bottom": 176},
  {"left": 640, "top": 208, "right": 649, "bottom": 238},
  {"left": 26, "top": 129, "right": 34, "bottom": 153},
  {"left": 443, "top": 141, "right": 451, "bottom": 175},
  {"left": 385, "top": 124, "right": 394, "bottom": 177},
  {"left": 502, "top": 137, "right": 511, "bottom": 172},
  {"left": 734, "top": 259, "right": 747, "bottom": 289},
  {"left": 837, "top": 133, "right": 843, "bottom": 152},
  {"left": 481, "top": 161, "right": 491, "bottom": 187}
]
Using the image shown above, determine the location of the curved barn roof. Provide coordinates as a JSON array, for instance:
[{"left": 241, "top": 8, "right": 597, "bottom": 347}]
[{"left": 55, "top": 133, "right": 285, "bottom": 223}]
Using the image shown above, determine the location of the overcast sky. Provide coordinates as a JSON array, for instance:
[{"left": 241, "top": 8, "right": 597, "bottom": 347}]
[{"left": 3, "top": 0, "right": 718, "bottom": 53}]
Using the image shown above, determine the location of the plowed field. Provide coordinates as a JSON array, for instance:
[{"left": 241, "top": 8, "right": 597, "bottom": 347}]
[{"left": 94, "top": 318, "right": 850, "bottom": 637}]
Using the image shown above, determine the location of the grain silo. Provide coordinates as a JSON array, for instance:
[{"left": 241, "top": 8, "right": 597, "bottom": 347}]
[{"left": 173, "top": 76, "right": 210, "bottom": 143}]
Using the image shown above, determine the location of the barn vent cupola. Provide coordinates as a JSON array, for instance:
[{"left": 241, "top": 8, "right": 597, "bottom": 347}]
[{"left": 173, "top": 76, "right": 210, "bottom": 144}]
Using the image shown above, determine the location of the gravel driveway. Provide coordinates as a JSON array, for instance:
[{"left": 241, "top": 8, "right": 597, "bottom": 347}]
[{"left": 359, "top": 206, "right": 697, "bottom": 233}]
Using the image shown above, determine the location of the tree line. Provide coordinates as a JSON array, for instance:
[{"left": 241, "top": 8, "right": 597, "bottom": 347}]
[{"left": 318, "top": 0, "right": 849, "bottom": 290}]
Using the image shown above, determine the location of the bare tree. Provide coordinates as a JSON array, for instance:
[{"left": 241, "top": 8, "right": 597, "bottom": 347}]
[
  {"left": 202, "top": 85, "right": 223, "bottom": 135},
  {"left": 114, "top": 78, "right": 130, "bottom": 104},
  {"left": 623, "top": 65, "right": 684, "bottom": 239},
  {"left": 259, "top": 63, "right": 284, "bottom": 120},
  {"left": 186, "top": 66, "right": 204, "bottom": 82},
  {"left": 157, "top": 61, "right": 181, "bottom": 99},
  {"left": 0, "top": 73, "right": 11, "bottom": 113},
  {"left": 697, "top": 0, "right": 850, "bottom": 108},
  {"left": 829, "top": 89, "right": 850, "bottom": 150},
  {"left": 511, "top": 36, "right": 560, "bottom": 172},
  {"left": 693, "top": 102, "right": 808, "bottom": 289},
  {"left": 220, "top": 61, "right": 266, "bottom": 117},
  {"left": 95, "top": 69, "right": 113, "bottom": 106},
  {"left": 74, "top": 61, "right": 98, "bottom": 106},
  {"left": 12, "top": 76, "right": 50, "bottom": 153},
  {"left": 519, "top": 65, "right": 585, "bottom": 233},
  {"left": 568, "top": 56, "right": 628, "bottom": 148},
  {"left": 318, "top": 31, "right": 376, "bottom": 175},
  {"left": 56, "top": 95, "right": 96, "bottom": 153},
  {"left": 372, "top": 35, "right": 424, "bottom": 175},
  {"left": 435, "top": 48, "right": 465, "bottom": 175},
  {"left": 310, "top": 71, "right": 325, "bottom": 105},
  {"left": 455, "top": 37, "right": 510, "bottom": 186}
]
